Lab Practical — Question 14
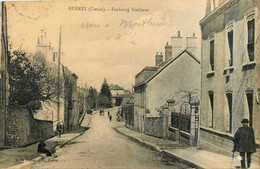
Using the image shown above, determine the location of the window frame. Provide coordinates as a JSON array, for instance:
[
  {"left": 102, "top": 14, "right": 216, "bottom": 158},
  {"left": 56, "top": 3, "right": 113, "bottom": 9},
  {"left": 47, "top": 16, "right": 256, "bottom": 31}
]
[
  {"left": 226, "top": 24, "right": 234, "bottom": 67},
  {"left": 209, "top": 37, "right": 215, "bottom": 71},
  {"left": 225, "top": 91, "right": 233, "bottom": 133},
  {"left": 245, "top": 91, "right": 254, "bottom": 127},
  {"left": 245, "top": 10, "right": 256, "bottom": 63},
  {"left": 208, "top": 91, "right": 214, "bottom": 128}
]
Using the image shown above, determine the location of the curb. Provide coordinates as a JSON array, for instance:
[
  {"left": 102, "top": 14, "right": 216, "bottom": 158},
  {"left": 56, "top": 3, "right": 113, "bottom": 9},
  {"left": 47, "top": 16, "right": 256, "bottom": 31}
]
[
  {"left": 114, "top": 127, "right": 161, "bottom": 152},
  {"left": 8, "top": 115, "right": 92, "bottom": 169},
  {"left": 7, "top": 131, "right": 85, "bottom": 169},
  {"left": 162, "top": 150, "right": 205, "bottom": 169},
  {"left": 114, "top": 127, "right": 205, "bottom": 169}
]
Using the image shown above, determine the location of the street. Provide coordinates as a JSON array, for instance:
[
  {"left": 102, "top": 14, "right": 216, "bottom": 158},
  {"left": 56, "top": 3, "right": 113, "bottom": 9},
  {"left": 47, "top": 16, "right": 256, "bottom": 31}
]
[{"left": 30, "top": 109, "right": 189, "bottom": 169}]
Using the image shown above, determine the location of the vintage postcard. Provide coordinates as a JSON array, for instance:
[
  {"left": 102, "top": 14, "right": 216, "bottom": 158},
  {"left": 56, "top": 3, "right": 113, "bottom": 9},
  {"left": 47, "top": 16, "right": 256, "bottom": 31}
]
[{"left": 0, "top": 0, "right": 259, "bottom": 168}]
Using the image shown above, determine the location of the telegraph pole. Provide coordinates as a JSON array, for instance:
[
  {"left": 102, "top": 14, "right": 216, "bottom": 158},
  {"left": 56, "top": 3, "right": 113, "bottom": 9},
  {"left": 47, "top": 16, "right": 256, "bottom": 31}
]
[
  {"left": 84, "top": 83, "right": 87, "bottom": 112},
  {"left": 57, "top": 26, "right": 62, "bottom": 123}
]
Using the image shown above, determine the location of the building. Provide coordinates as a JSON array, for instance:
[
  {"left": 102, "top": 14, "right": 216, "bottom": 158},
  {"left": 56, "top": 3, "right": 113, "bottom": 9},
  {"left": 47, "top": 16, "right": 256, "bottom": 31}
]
[
  {"left": 134, "top": 66, "right": 159, "bottom": 132},
  {"left": 110, "top": 84, "right": 124, "bottom": 96},
  {"left": 110, "top": 84, "right": 125, "bottom": 106},
  {"left": 34, "top": 33, "right": 79, "bottom": 132},
  {"left": 0, "top": 2, "right": 9, "bottom": 147},
  {"left": 63, "top": 68, "right": 79, "bottom": 132},
  {"left": 134, "top": 32, "right": 200, "bottom": 142},
  {"left": 199, "top": 0, "right": 260, "bottom": 164}
]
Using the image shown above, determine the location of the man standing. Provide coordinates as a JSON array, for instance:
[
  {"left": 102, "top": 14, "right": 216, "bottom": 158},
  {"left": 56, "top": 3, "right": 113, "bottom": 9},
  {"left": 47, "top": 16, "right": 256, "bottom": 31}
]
[
  {"left": 57, "top": 122, "right": 62, "bottom": 138},
  {"left": 233, "top": 119, "right": 256, "bottom": 168}
]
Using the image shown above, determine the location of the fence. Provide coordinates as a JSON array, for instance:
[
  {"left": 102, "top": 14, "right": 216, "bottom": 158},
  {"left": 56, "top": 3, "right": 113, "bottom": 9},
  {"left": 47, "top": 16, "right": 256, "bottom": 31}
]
[{"left": 171, "top": 112, "right": 190, "bottom": 133}]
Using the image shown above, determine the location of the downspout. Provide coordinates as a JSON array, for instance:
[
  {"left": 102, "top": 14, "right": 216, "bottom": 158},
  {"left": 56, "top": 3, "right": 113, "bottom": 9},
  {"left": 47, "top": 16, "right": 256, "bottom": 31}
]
[{"left": 198, "top": 30, "right": 203, "bottom": 150}]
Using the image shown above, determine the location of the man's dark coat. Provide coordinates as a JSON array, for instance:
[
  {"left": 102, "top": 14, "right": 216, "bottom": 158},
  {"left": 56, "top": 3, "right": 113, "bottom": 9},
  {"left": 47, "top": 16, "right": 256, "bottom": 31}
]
[{"left": 233, "top": 125, "right": 256, "bottom": 153}]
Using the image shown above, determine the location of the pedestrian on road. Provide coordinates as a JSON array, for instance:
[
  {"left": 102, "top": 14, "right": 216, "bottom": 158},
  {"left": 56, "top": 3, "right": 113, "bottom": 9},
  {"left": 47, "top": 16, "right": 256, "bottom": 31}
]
[
  {"left": 37, "top": 140, "right": 52, "bottom": 156},
  {"left": 109, "top": 115, "right": 112, "bottom": 122},
  {"left": 57, "top": 122, "right": 62, "bottom": 138},
  {"left": 233, "top": 119, "right": 256, "bottom": 168},
  {"left": 108, "top": 111, "right": 110, "bottom": 117}
]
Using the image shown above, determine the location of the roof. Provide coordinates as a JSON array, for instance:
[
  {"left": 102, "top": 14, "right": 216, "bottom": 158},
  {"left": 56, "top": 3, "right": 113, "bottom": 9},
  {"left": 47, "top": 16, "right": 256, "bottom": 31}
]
[
  {"left": 110, "top": 84, "right": 124, "bottom": 90},
  {"left": 146, "top": 48, "right": 200, "bottom": 84},
  {"left": 113, "top": 93, "right": 134, "bottom": 98},
  {"left": 135, "top": 66, "right": 159, "bottom": 77},
  {"left": 199, "top": 0, "right": 237, "bottom": 26}
]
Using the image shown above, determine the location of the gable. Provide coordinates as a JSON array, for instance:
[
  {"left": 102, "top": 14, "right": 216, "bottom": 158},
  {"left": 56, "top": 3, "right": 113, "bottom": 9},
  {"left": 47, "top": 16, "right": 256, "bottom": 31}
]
[{"left": 146, "top": 50, "right": 200, "bottom": 84}]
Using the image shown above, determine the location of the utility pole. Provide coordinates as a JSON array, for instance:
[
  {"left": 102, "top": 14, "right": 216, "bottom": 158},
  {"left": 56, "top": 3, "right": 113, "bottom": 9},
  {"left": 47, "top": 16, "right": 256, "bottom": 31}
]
[
  {"left": 57, "top": 26, "right": 62, "bottom": 123},
  {"left": 0, "top": 2, "right": 9, "bottom": 146},
  {"left": 84, "top": 83, "right": 87, "bottom": 112}
]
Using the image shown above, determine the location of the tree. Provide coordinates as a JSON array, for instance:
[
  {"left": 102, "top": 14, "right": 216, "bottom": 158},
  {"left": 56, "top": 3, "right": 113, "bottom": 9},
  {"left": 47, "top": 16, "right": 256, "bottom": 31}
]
[
  {"left": 97, "top": 94, "right": 109, "bottom": 108},
  {"left": 86, "top": 86, "right": 98, "bottom": 109},
  {"left": 8, "top": 50, "right": 41, "bottom": 106},
  {"left": 8, "top": 50, "right": 64, "bottom": 109},
  {"left": 169, "top": 89, "right": 200, "bottom": 115},
  {"left": 30, "top": 52, "right": 65, "bottom": 104},
  {"left": 99, "top": 78, "right": 112, "bottom": 108}
]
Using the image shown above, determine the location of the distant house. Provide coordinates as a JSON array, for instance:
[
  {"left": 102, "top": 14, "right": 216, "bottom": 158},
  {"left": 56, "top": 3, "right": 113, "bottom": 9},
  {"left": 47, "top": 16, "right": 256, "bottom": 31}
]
[
  {"left": 110, "top": 84, "right": 125, "bottom": 106},
  {"left": 199, "top": 0, "right": 260, "bottom": 164},
  {"left": 110, "top": 84, "right": 124, "bottom": 96}
]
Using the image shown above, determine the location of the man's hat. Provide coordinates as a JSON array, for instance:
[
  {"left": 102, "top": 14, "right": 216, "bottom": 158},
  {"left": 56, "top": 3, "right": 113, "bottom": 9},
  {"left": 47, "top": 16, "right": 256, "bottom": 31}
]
[{"left": 241, "top": 119, "right": 249, "bottom": 123}]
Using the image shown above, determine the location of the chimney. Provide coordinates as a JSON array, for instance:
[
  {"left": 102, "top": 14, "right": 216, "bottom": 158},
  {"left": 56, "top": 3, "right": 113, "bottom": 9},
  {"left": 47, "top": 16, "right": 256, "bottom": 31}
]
[
  {"left": 165, "top": 42, "right": 172, "bottom": 61},
  {"left": 41, "top": 35, "right": 43, "bottom": 44},
  {"left": 49, "top": 42, "right": 52, "bottom": 50},
  {"left": 44, "top": 32, "right": 47, "bottom": 44},
  {"left": 171, "top": 31, "right": 183, "bottom": 57},
  {"left": 41, "top": 30, "right": 44, "bottom": 44},
  {"left": 186, "top": 33, "right": 197, "bottom": 55},
  {"left": 37, "top": 37, "right": 40, "bottom": 45},
  {"left": 155, "top": 52, "right": 163, "bottom": 66}
]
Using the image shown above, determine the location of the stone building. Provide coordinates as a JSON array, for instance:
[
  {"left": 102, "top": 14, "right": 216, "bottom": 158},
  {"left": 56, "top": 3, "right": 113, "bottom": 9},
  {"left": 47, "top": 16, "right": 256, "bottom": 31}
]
[{"left": 199, "top": 0, "right": 260, "bottom": 164}]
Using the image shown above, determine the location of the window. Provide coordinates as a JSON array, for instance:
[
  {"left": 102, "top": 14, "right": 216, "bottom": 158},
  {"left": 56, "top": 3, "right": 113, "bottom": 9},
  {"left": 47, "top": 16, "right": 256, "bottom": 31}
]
[
  {"left": 227, "top": 29, "right": 233, "bottom": 66},
  {"left": 210, "top": 40, "right": 215, "bottom": 71},
  {"left": 226, "top": 93, "right": 232, "bottom": 133},
  {"left": 247, "top": 16, "right": 255, "bottom": 62},
  {"left": 208, "top": 92, "right": 214, "bottom": 128},
  {"left": 245, "top": 92, "right": 253, "bottom": 127}
]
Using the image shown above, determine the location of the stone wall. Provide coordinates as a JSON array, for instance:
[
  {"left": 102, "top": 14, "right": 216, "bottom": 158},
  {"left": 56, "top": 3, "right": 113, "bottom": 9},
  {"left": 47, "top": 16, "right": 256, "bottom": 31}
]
[
  {"left": 5, "top": 106, "right": 54, "bottom": 147},
  {"left": 200, "top": 127, "right": 260, "bottom": 164},
  {"left": 144, "top": 117, "right": 163, "bottom": 138},
  {"left": 123, "top": 104, "right": 134, "bottom": 130}
]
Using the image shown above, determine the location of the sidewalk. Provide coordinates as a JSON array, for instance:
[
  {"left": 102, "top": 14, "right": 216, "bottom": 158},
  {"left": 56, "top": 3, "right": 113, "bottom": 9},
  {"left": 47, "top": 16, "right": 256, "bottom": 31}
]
[
  {"left": 115, "top": 126, "right": 260, "bottom": 169},
  {"left": 1, "top": 114, "right": 92, "bottom": 169}
]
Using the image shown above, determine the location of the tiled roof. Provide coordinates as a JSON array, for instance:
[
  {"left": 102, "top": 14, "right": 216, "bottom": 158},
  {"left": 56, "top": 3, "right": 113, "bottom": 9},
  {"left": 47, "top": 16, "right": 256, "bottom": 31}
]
[{"left": 110, "top": 84, "right": 124, "bottom": 90}]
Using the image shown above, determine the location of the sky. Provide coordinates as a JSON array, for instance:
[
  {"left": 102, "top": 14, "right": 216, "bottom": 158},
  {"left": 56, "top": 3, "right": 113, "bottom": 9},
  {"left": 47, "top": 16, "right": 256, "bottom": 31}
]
[{"left": 4, "top": 0, "right": 207, "bottom": 91}]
